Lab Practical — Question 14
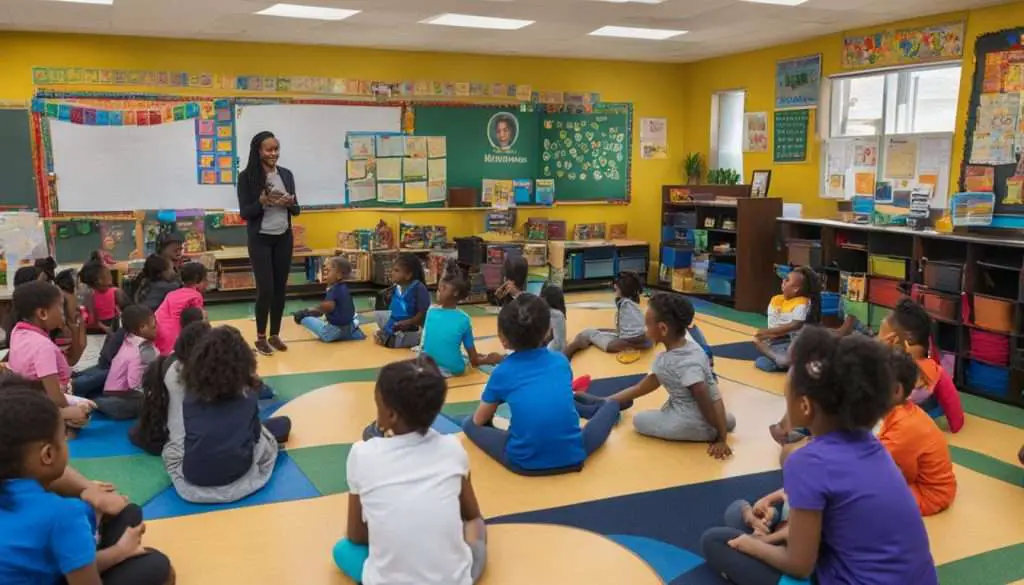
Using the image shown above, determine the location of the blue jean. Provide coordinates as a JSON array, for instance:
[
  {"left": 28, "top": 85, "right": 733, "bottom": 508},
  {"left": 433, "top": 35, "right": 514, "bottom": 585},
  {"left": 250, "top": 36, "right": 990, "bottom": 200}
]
[
  {"left": 755, "top": 339, "right": 791, "bottom": 372},
  {"left": 461, "top": 399, "right": 619, "bottom": 476},
  {"left": 72, "top": 366, "right": 108, "bottom": 399},
  {"left": 300, "top": 317, "right": 365, "bottom": 343}
]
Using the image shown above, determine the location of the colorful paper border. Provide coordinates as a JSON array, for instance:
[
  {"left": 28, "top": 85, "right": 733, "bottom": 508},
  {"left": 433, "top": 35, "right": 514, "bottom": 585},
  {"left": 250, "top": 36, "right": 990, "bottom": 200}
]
[{"left": 842, "top": 22, "right": 965, "bottom": 69}]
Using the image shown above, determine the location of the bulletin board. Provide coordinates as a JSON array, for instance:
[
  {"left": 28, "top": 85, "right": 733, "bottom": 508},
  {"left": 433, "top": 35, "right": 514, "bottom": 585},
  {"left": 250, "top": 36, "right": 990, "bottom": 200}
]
[
  {"left": 539, "top": 105, "right": 631, "bottom": 201},
  {"left": 0, "top": 108, "right": 38, "bottom": 210},
  {"left": 959, "top": 28, "right": 1024, "bottom": 215},
  {"left": 48, "top": 218, "right": 136, "bottom": 265},
  {"left": 345, "top": 132, "right": 448, "bottom": 209}
]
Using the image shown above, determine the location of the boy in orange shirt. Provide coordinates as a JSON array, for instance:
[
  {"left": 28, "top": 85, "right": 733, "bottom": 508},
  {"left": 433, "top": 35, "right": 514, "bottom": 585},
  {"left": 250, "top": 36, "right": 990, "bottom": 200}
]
[{"left": 880, "top": 348, "right": 957, "bottom": 516}]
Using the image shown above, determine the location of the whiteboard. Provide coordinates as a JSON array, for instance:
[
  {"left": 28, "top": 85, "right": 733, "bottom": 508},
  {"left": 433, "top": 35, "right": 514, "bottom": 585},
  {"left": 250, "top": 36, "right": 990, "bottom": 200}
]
[
  {"left": 234, "top": 104, "right": 401, "bottom": 206},
  {"left": 49, "top": 119, "right": 236, "bottom": 212}
]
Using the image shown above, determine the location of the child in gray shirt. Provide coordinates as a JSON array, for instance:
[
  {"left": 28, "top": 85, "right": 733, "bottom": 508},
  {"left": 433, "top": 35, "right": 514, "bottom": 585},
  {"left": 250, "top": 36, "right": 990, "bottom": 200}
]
[{"left": 564, "top": 271, "right": 651, "bottom": 360}]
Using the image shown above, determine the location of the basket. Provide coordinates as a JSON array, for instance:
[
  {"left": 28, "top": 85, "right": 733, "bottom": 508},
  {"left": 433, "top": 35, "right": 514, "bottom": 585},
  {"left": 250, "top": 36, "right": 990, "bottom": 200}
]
[
  {"left": 965, "top": 360, "right": 1010, "bottom": 398},
  {"left": 972, "top": 294, "right": 1014, "bottom": 334},
  {"left": 969, "top": 329, "right": 1010, "bottom": 366},
  {"left": 923, "top": 261, "right": 963, "bottom": 293},
  {"left": 787, "top": 240, "right": 822, "bottom": 268},
  {"left": 868, "top": 255, "right": 907, "bottom": 280},
  {"left": 842, "top": 299, "right": 869, "bottom": 324},
  {"left": 918, "top": 290, "right": 957, "bottom": 321},
  {"left": 868, "top": 277, "right": 903, "bottom": 308}
]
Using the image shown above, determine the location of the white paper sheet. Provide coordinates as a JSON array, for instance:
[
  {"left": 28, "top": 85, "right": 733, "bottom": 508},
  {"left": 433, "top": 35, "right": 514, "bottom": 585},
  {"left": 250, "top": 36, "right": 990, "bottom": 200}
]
[
  {"left": 348, "top": 179, "right": 376, "bottom": 203},
  {"left": 378, "top": 182, "right": 404, "bottom": 202},
  {"left": 377, "top": 158, "right": 403, "bottom": 181},
  {"left": 377, "top": 135, "right": 405, "bottom": 158},
  {"left": 428, "top": 158, "right": 447, "bottom": 181},
  {"left": 403, "top": 157, "right": 427, "bottom": 181},
  {"left": 427, "top": 136, "right": 447, "bottom": 158},
  {"left": 917, "top": 137, "right": 951, "bottom": 174},
  {"left": 428, "top": 180, "right": 447, "bottom": 202}
]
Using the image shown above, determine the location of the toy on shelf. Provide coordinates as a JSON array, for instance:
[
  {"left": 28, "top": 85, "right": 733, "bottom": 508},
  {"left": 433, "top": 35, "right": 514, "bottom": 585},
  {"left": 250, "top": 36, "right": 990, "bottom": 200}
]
[
  {"left": 399, "top": 222, "right": 449, "bottom": 249},
  {"left": 573, "top": 223, "right": 607, "bottom": 241},
  {"left": 485, "top": 209, "right": 517, "bottom": 234},
  {"left": 374, "top": 220, "right": 395, "bottom": 250}
]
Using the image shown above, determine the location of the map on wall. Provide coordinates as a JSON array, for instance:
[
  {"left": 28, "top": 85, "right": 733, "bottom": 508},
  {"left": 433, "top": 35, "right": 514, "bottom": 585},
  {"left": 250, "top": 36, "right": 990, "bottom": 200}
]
[{"left": 539, "top": 106, "right": 631, "bottom": 201}]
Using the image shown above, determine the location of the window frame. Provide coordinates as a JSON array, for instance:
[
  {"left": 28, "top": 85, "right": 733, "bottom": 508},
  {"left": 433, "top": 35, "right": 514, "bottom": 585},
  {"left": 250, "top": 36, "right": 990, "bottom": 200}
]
[{"left": 710, "top": 89, "right": 746, "bottom": 177}]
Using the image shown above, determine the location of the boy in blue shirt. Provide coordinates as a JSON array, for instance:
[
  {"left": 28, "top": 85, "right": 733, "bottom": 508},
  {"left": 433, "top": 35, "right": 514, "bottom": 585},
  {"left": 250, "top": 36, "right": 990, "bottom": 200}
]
[
  {"left": 374, "top": 253, "right": 432, "bottom": 348},
  {"left": 293, "top": 256, "right": 365, "bottom": 342},
  {"left": 462, "top": 293, "right": 624, "bottom": 475},
  {"left": 421, "top": 271, "right": 503, "bottom": 376}
]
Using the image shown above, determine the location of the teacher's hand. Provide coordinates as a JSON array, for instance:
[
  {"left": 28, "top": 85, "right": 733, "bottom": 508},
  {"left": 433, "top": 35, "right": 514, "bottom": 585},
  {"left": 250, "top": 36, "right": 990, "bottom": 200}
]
[{"left": 279, "top": 194, "right": 296, "bottom": 206}]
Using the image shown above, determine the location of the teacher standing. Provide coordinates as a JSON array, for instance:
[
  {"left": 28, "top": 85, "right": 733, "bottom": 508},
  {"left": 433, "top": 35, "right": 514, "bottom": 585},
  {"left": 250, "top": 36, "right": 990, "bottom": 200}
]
[{"left": 238, "top": 131, "right": 300, "bottom": 356}]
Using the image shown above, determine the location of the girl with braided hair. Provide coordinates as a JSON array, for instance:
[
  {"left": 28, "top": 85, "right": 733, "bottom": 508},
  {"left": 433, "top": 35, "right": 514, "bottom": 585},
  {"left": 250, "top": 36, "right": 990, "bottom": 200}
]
[
  {"left": 334, "top": 355, "right": 488, "bottom": 585},
  {"left": 604, "top": 292, "right": 736, "bottom": 458},
  {"left": 754, "top": 266, "right": 821, "bottom": 372}
]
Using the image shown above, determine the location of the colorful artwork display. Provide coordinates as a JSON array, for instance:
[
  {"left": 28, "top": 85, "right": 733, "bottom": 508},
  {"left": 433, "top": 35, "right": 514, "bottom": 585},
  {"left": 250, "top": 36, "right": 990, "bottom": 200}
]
[
  {"left": 196, "top": 100, "right": 236, "bottom": 185},
  {"left": 842, "top": 22, "right": 965, "bottom": 69},
  {"left": 345, "top": 132, "right": 447, "bottom": 206},
  {"left": 30, "top": 67, "right": 599, "bottom": 106},
  {"left": 775, "top": 55, "right": 821, "bottom": 109},
  {"left": 743, "top": 112, "right": 769, "bottom": 153}
]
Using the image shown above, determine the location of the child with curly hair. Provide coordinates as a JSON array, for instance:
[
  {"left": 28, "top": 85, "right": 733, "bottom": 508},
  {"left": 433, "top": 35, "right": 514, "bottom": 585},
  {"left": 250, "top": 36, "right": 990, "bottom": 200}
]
[
  {"left": 333, "top": 356, "right": 487, "bottom": 585},
  {"left": 153, "top": 262, "right": 208, "bottom": 356},
  {"left": 564, "top": 271, "right": 650, "bottom": 360},
  {"left": 701, "top": 326, "right": 937, "bottom": 585},
  {"left": 79, "top": 252, "right": 129, "bottom": 335},
  {"left": 375, "top": 253, "right": 431, "bottom": 348},
  {"left": 132, "top": 255, "right": 182, "bottom": 311},
  {"left": 754, "top": 266, "right": 821, "bottom": 372},
  {"left": 602, "top": 292, "right": 735, "bottom": 458},
  {"left": 0, "top": 383, "right": 174, "bottom": 585}
]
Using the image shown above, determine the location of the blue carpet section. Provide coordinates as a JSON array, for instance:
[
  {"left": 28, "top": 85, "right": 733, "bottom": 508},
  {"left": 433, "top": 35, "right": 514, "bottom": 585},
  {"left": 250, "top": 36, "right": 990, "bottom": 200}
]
[
  {"left": 430, "top": 414, "right": 463, "bottom": 435},
  {"left": 259, "top": 399, "right": 287, "bottom": 420},
  {"left": 607, "top": 534, "right": 705, "bottom": 583},
  {"left": 585, "top": 374, "right": 646, "bottom": 398},
  {"left": 142, "top": 452, "right": 320, "bottom": 520},
  {"left": 708, "top": 341, "right": 762, "bottom": 362},
  {"left": 491, "top": 470, "right": 783, "bottom": 585},
  {"left": 69, "top": 414, "right": 143, "bottom": 459}
]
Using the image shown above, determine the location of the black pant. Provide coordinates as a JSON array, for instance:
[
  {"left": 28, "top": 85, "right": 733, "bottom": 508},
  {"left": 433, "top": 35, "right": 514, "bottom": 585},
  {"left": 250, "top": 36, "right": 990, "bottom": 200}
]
[
  {"left": 248, "top": 231, "right": 293, "bottom": 337},
  {"left": 89, "top": 504, "right": 173, "bottom": 585}
]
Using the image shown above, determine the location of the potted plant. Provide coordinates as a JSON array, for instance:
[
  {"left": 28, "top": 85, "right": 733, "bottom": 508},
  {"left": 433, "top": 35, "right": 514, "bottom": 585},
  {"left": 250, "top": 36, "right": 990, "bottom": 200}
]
[
  {"left": 683, "top": 152, "right": 704, "bottom": 185},
  {"left": 707, "top": 168, "right": 741, "bottom": 185}
]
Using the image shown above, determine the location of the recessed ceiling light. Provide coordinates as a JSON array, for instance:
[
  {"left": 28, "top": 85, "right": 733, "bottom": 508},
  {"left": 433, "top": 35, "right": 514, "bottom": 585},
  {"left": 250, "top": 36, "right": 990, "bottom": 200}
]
[
  {"left": 422, "top": 13, "right": 535, "bottom": 30},
  {"left": 739, "top": 0, "right": 808, "bottom": 5},
  {"left": 46, "top": 0, "right": 113, "bottom": 4},
  {"left": 589, "top": 25, "right": 686, "bottom": 40},
  {"left": 256, "top": 3, "right": 360, "bottom": 21}
]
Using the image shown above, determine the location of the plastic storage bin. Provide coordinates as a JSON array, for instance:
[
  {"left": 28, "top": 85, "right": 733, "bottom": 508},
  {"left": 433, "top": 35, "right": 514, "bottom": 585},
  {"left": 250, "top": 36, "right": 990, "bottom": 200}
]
[
  {"left": 969, "top": 329, "right": 1010, "bottom": 366},
  {"left": 842, "top": 299, "right": 869, "bottom": 324},
  {"left": 869, "top": 255, "right": 908, "bottom": 280},
  {"left": 618, "top": 256, "right": 647, "bottom": 274},
  {"left": 869, "top": 304, "right": 892, "bottom": 332},
  {"left": 923, "top": 261, "right": 963, "bottom": 293},
  {"left": 868, "top": 277, "right": 903, "bottom": 308},
  {"left": 972, "top": 294, "right": 1014, "bottom": 334},
  {"left": 965, "top": 360, "right": 1010, "bottom": 398},
  {"left": 787, "top": 240, "right": 822, "bottom": 267},
  {"left": 708, "top": 275, "right": 733, "bottom": 296},
  {"left": 584, "top": 259, "right": 616, "bottom": 279},
  {"left": 662, "top": 245, "right": 693, "bottom": 269},
  {"left": 820, "top": 292, "right": 841, "bottom": 317},
  {"left": 919, "top": 290, "right": 957, "bottom": 321},
  {"left": 709, "top": 262, "right": 737, "bottom": 279}
]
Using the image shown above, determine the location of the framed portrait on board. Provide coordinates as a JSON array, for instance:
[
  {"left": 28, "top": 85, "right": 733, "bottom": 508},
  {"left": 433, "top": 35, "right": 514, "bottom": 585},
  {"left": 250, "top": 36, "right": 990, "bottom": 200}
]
[{"left": 751, "top": 170, "right": 772, "bottom": 198}]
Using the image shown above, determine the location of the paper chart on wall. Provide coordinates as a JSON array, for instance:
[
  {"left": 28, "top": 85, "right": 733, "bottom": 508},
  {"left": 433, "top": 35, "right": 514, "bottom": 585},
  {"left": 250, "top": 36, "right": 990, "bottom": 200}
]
[
  {"left": 405, "top": 181, "right": 428, "bottom": 204},
  {"left": 854, "top": 172, "right": 876, "bottom": 196},
  {"left": 377, "top": 182, "right": 404, "bottom": 202},
  {"left": 403, "top": 157, "right": 427, "bottom": 181},
  {"left": 347, "top": 159, "right": 368, "bottom": 181},
  {"left": 917, "top": 137, "right": 951, "bottom": 174},
  {"left": 348, "top": 135, "right": 374, "bottom": 160},
  {"left": 427, "top": 158, "right": 447, "bottom": 181},
  {"left": 884, "top": 138, "right": 918, "bottom": 179},
  {"left": 971, "top": 131, "right": 1015, "bottom": 164},
  {"left": 348, "top": 179, "right": 376, "bottom": 203},
  {"left": 977, "top": 92, "right": 1020, "bottom": 135},
  {"left": 853, "top": 141, "right": 877, "bottom": 167},
  {"left": 376, "top": 135, "right": 405, "bottom": 158},
  {"left": 405, "top": 136, "right": 428, "bottom": 158},
  {"left": 376, "top": 157, "right": 403, "bottom": 181},
  {"left": 427, "top": 136, "right": 447, "bottom": 158},
  {"left": 428, "top": 180, "right": 447, "bottom": 202}
]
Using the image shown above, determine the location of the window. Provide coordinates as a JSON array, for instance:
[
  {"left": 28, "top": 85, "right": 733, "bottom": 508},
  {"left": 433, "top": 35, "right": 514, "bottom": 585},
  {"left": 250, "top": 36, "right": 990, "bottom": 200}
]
[
  {"left": 711, "top": 90, "right": 745, "bottom": 177},
  {"left": 823, "top": 63, "right": 962, "bottom": 205}
]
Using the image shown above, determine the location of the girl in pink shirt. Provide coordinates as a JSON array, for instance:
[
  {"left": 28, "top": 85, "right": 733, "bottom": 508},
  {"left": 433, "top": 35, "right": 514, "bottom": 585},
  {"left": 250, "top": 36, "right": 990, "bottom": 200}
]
[
  {"left": 80, "top": 252, "right": 128, "bottom": 335},
  {"left": 7, "top": 281, "right": 92, "bottom": 431},
  {"left": 154, "top": 262, "right": 208, "bottom": 355}
]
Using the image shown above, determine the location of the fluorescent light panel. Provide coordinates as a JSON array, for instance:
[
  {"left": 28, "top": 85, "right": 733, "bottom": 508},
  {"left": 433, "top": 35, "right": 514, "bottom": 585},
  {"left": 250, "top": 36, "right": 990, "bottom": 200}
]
[
  {"left": 739, "top": 0, "right": 808, "bottom": 5},
  {"left": 589, "top": 25, "right": 686, "bottom": 40},
  {"left": 46, "top": 0, "right": 114, "bottom": 5},
  {"left": 595, "top": 0, "right": 666, "bottom": 3},
  {"left": 422, "top": 13, "right": 535, "bottom": 30},
  {"left": 256, "top": 3, "right": 360, "bottom": 21}
]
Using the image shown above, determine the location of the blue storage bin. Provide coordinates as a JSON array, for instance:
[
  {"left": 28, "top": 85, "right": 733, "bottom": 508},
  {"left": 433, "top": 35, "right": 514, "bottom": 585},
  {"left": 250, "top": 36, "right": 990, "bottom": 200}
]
[
  {"left": 708, "top": 275, "right": 733, "bottom": 296},
  {"left": 582, "top": 246, "right": 615, "bottom": 261},
  {"left": 820, "top": 292, "right": 841, "bottom": 317},
  {"left": 663, "top": 212, "right": 696, "bottom": 228},
  {"left": 662, "top": 245, "right": 693, "bottom": 269},
  {"left": 965, "top": 360, "right": 1010, "bottom": 398},
  {"left": 662, "top": 226, "right": 688, "bottom": 243},
  {"left": 569, "top": 253, "right": 585, "bottom": 280},
  {"left": 584, "top": 259, "right": 616, "bottom": 279},
  {"left": 709, "top": 262, "right": 737, "bottom": 278},
  {"left": 618, "top": 257, "right": 647, "bottom": 274}
]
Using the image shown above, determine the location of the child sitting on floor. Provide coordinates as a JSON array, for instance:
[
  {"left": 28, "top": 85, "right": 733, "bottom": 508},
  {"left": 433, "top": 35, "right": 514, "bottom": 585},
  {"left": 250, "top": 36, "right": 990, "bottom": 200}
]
[
  {"left": 701, "top": 326, "right": 938, "bottom": 585},
  {"left": 540, "top": 283, "right": 568, "bottom": 352},
  {"left": 564, "top": 271, "right": 650, "bottom": 360},
  {"left": 0, "top": 385, "right": 174, "bottom": 585},
  {"left": 334, "top": 356, "right": 488, "bottom": 585},
  {"left": 421, "top": 270, "right": 502, "bottom": 377},
  {"left": 880, "top": 347, "right": 957, "bottom": 516},
  {"left": 154, "top": 262, "right": 207, "bottom": 356},
  {"left": 601, "top": 292, "right": 735, "bottom": 458},
  {"left": 878, "top": 298, "right": 964, "bottom": 433},
  {"left": 132, "top": 254, "right": 182, "bottom": 312},
  {"left": 462, "top": 294, "right": 622, "bottom": 475},
  {"left": 710, "top": 489, "right": 790, "bottom": 547},
  {"left": 79, "top": 252, "right": 128, "bottom": 335},
  {"left": 754, "top": 266, "right": 820, "bottom": 372},
  {"left": 494, "top": 255, "right": 528, "bottom": 306},
  {"left": 95, "top": 305, "right": 159, "bottom": 421},
  {"left": 174, "top": 325, "right": 290, "bottom": 503},
  {"left": 7, "top": 281, "right": 91, "bottom": 432},
  {"left": 293, "top": 256, "right": 364, "bottom": 343},
  {"left": 375, "top": 253, "right": 431, "bottom": 348}
]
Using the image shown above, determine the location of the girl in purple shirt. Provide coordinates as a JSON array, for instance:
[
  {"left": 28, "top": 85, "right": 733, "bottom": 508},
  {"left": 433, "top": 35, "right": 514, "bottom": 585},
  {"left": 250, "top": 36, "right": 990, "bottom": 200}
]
[{"left": 701, "top": 326, "right": 938, "bottom": 585}]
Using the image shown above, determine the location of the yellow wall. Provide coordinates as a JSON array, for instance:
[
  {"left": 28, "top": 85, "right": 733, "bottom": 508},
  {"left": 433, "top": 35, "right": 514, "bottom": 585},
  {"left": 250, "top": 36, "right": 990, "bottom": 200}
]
[
  {"left": 0, "top": 32, "right": 686, "bottom": 251},
  {"left": 681, "top": 3, "right": 1024, "bottom": 219}
]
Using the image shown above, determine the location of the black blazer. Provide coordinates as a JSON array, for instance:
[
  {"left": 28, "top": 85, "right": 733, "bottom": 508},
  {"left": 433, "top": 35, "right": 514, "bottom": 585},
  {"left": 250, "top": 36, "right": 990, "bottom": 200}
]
[{"left": 237, "top": 165, "right": 301, "bottom": 240}]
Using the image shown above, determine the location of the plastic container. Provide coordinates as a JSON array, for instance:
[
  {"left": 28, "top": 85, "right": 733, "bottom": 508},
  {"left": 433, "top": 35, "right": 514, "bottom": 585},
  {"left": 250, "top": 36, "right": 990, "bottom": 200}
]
[
  {"left": 787, "top": 240, "right": 822, "bottom": 267},
  {"left": 820, "top": 292, "right": 841, "bottom": 317},
  {"left": 923, "top": 261, "right": 963, "bottom": 293},
  {"left": 919, "top": 291, "right": 957, "bottom": 321},
  {"left": 869, "top": 255, "right": 908, "bottom": 280},
  {"left": 842, "top": 299, "right": 869, "bottom": 324},
  {"left": 972, "top": 294, "right": 1014, "bottom": 334},
  {"left": 584, "top": 259, "right": 615, "bottom": 279},
  {"left": 662, "top": 245, "right": 693, "bottom": 269},
  {"left": 868, "top": 277, "right": 903, "bottom": 308},
  {"left": 969, "top": 329, "right": 1010, "bottom": 366},
  {"left": 869, "top": 304, "right": 892, "bottom": 332},
  {"left": 709, "top": 262, "right": 737, "bottom": 279},
  {"left": 708, "top": 275, "right": 733, "bottom": 296},
  {"left": 618, "top": 257, "right": 647, "bottom": 274},
  {"left": 965, "top": 360, "right": 1010, "bottom": 398}
]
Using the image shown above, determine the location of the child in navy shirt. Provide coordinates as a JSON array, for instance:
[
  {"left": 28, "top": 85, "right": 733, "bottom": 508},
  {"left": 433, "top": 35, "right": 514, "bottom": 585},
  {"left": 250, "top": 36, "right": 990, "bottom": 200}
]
[
  {"left": 375, "top": 253, "right": 431, "bottom": 348},
  {"left": 294, "top": 256, "right": 365, "bottom": 342},
  {"left": 0, "top": 383, "right": 173, "bottom": 585},
  {"left": 462, "top": 294, "right": 623, "bottom": 475},
  {"left": 701, "top": 326, "right": 937, "bottom": 585}
]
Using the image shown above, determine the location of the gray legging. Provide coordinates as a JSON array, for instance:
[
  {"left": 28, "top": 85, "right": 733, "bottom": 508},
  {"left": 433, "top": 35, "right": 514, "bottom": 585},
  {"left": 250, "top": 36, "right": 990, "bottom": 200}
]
[
  {"left": 701, "top": 500, "right": 810, "bottom": 585},
  {"left": 633, "top": 404, "right": 736, "bottom": 442}
]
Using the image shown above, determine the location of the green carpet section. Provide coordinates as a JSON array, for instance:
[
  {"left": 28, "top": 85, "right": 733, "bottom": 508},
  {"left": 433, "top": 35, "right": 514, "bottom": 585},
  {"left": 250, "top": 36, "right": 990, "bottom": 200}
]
[
  {"left": 959, "top": 393, "right": 1024, "bottom": 429},
  {"left": 937, "top": 542, "right": 1024, "bottom": 584},
  {"left": 73, "top": 454, "right": 171, "bottom": 505},
  {"left": 680, "top": 294, "right": 768, "bottom": 329},
  {"left": 205, "top": 295, "right": 379, "bottom": 322},
  {"left": 442, "top": 400, "right": 482, "bottom": 420},
  {"left": 265, "top": 368, "right": 381, "bottom": 401},
  {"left": 949, "top": 446, "right": 1024, "bottom": 487},
  {"left": 288, "top": 443, "right": 353, "bottom": 496}
]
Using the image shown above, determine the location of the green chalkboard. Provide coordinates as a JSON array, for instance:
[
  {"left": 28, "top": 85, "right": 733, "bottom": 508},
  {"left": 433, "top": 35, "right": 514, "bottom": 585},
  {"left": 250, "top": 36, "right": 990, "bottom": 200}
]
[
  {"left": 414, "top": 105, "right": 540, "bottom": 193},
  {"left": 0, "top": 108, "right": 39, "bottom": 209},
  {"left": 50, "top": 219, "right": 137, "bottom": 265},
  {"left": 773, "top": 109, "right": 809, "bottom": 163},
  {"left": 539, "top": 106, "right": 631, "bottom": 201}
]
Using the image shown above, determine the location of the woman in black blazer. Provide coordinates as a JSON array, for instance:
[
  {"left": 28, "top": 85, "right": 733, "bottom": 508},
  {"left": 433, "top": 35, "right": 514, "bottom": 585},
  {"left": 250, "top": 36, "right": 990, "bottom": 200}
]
[{"left": 237, "top": 131, "right": 300, "bottom": 356}]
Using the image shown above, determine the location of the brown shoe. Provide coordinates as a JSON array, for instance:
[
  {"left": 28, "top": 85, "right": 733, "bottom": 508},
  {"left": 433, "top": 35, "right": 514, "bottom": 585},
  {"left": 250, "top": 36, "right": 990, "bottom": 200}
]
[
  {"left": 255, "top": 338, "right": 274, "bottom": 356},
  {"left": 268, "top": 335, "right": 288, "bottom": 352}
]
